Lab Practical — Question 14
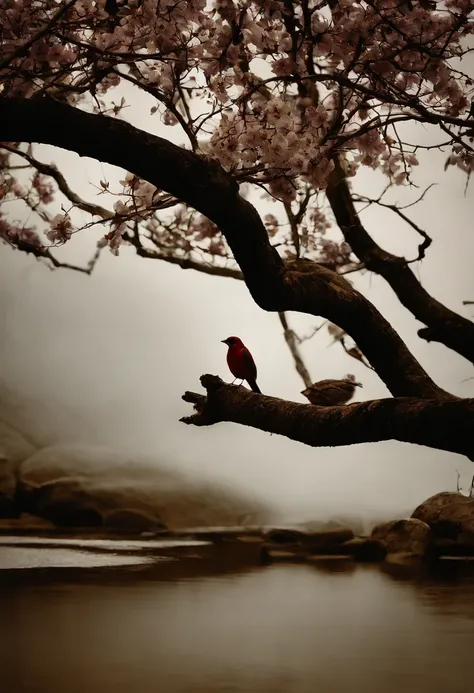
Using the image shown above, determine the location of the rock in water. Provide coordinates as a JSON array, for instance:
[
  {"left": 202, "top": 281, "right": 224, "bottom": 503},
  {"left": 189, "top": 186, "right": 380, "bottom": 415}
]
[
  {"left": 103, "top": 509, "right": 165, "bottom": 533},
  {"left": 264, "top": 527, "right": 354, "bottom": 546},
  {"left": 412, "top": 492, "right": 474, "bottom": 544},
  {"left": 18, "top": 479, "right": 104, "bottom": 527},
  {"left": 371, "top": 518, "right": 433, "bottom": 557},
  {"left": 17, "top": 443, "right": 271, "bottom": 529}
]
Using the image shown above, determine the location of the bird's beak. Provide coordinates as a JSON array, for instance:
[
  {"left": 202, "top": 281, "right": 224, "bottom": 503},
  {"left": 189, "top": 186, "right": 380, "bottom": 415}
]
[{"left": 221, "top": 339, "right": 229, "bottom": 345}]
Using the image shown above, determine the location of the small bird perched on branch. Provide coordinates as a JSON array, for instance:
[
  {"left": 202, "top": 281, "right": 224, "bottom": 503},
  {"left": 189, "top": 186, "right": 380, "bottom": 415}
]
[
  {"left": 222, "top": 336, "right": 261, "bottom": 393},
  {"left": 301, "top": 377, "right": 362, "bottom": 406}
]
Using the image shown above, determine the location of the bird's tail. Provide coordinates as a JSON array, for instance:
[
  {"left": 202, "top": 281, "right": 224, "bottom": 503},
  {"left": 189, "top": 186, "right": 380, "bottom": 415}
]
[{"left": 247, "top": 379, "right": 262, "bottom": 394}]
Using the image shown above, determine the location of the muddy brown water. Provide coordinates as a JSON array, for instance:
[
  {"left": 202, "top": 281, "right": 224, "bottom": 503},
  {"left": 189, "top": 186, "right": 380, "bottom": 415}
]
[{"left": 1, "top": 545, "right": 474, "bottom": 693}]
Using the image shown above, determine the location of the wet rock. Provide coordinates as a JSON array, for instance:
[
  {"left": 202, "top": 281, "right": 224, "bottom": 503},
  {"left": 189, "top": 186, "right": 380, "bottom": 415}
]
[
  {"left": 260, "top": 528, "right": 355, "bottom": 564},
  {"left": 371, "top": 518, "right": 433, "bottom": 556},
  {"left": 0, "top": 461, "right": 17, "bottom": 518},
  {"left": 412, "top": 492, "right": 474, "bottom": 542},
  {"left": 429, "top": 539, "right": 474, "bottom": 559},
  {"left": 0, "top": 513, "right": 55, "bottom": 533},
  {"left": 261, "top": 547, "right": 307, "bottom": 563},
  {"left": 307, "top": 554, "right": 356, "bottom": 563},
  {"left": 17, "top": 479, "right": 104, "bottom": 528},
  {"left": 43, "top": 501, "right": 103, "bottom": 528},
  {"left": 0, "top": 421, "right": 36, "bottom": 518},
  {"left": 262, "top": 542, "right": 305, "bottom": 557},
  {"left": 264, "top": 528, "right": 306, "bottom": 544},
  {"left": 264, "top": 527, "right": 354, "bottom": 546},
  {"left": 168, "top": 526, "right": 264, "bottom": 541},
  {"left": 19, "top": 442, "right": 272, "bottom": 529},
  {"left": 384, "top": 552, "right": 423, "bottom": 565},
  {"left": 103, "top": 509, "right": 165, "bottom": 534},
  {"left": 343, "top": 538, "right": 386, "bottom": 562},
  {"left": 412, "top": 492, "right": 473, "bottom": 523},
  {"left": 260, "top": 532, "right": 375, "bottom": 564},
  {"left": 233, "top": 534, "right": 264, "bottom": 544}
]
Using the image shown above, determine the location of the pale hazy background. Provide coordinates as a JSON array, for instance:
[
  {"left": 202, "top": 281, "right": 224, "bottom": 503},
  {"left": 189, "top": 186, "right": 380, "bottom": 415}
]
[{"left": 1, "top": 81, "right": 473, "bottom": 526}]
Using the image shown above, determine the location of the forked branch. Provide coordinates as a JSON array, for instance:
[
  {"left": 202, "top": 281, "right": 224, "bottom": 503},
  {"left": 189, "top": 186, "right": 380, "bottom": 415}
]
[
  {"left": 0, "top": 96, "right": 453, "bottom": 399},
  {"left": 326, "top": 158, "right": 474, "bottom": 364}
]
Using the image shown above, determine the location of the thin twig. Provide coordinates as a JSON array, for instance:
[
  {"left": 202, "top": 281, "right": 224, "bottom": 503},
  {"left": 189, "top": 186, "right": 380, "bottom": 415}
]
[
  {"left": 278, "top": 312, "right": 313, "bottom": 388},
  {"left": 1, "top": 144, "right": 114, "bottom": 219},
  {"left": 353, "top": 192, "right": 433, "bottom": 261}
]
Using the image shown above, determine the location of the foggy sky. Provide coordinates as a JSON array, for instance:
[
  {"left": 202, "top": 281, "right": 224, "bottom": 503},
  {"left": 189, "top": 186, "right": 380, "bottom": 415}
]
[{"left": 1, "top": 81, "right": 473, "bottom": 523}]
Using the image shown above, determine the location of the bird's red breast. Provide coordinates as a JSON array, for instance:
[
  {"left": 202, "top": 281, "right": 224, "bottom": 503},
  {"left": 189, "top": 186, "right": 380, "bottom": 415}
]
[{"left": 221, "top": 336, "right": 256, "bottom": 379}]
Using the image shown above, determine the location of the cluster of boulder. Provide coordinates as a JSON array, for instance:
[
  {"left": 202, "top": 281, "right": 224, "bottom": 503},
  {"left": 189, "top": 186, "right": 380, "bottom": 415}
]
[
  {"left": 260, "top": 492, "right": 474, "bottom": 565},
  {"left": 2, "top": 419, "right": 474, "bottom": 565},
  {"left": 0, "top": 427, "right": 165, "bottom": 532},
  {"left": 0, "top": 422, "right": 269, "bottom": 531}
]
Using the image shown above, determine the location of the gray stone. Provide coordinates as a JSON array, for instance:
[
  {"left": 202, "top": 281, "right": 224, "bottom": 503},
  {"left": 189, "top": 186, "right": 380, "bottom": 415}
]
[
  {"left": 0, "top": 461, "right": 17, "bottom": 518},
  {"left": 371, "top": 518, "right": 433, "bottom": 556},
  {"left": 412, "top": 492, "right": 474, "bottom": 541},
  {"left": 103, "top": 509, "right": 165, "bottom": 533},
  {"left": 18, "top": 479, "right": 104, "bottom": 527},
  {"left": 264, "top": 527, "right": 354, "bottom": 546}
]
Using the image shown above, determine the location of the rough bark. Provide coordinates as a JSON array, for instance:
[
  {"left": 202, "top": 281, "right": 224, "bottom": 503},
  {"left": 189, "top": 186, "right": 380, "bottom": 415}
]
[
  {"left": 182, "top": 376, "right": 474, "bottom": 460},
  {"left": 326, "top": 159, "right": 474, "bottom": 364},
  {"left": 0, "top": 96, "right": 453, "bottom": 399}
]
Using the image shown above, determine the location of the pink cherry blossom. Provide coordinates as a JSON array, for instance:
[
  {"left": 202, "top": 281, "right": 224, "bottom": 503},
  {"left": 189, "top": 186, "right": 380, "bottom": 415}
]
[{"left": 0, "top": 0, "right": 472, "bottom": 273}]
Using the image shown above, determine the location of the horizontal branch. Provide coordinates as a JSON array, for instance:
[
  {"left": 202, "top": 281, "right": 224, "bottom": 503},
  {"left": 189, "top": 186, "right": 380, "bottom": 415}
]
[
  {"left": 182, "top": 375, "right": 474, "bottom": 460},
  {"left": 123, "top": 234, "right": 243, "bottom": 279},
  {"left": 0, "top": 96, "right": 451, "bottom": 399},
  {"left": 326, "top": 159, "right": 474, "bottom": 365}
]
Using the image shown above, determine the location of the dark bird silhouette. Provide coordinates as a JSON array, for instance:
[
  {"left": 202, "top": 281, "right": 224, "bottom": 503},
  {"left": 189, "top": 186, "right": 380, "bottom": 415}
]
[
  {"left": 222, "top": 336, "right": 261, "bottom": 393},
  {"left": 301, "top": 378, "right": 362, "bottom": 406}
]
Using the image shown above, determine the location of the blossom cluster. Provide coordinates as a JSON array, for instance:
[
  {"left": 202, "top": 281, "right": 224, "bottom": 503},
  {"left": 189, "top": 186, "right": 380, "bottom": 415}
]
[{"left": 1, "top": 0, "right": 473, "bottom": 263}]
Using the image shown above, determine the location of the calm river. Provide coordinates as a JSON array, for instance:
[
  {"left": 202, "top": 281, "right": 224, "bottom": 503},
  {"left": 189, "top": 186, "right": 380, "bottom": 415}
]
[{"left": 2, "top": 552, "right": 474, "bottom": 693}]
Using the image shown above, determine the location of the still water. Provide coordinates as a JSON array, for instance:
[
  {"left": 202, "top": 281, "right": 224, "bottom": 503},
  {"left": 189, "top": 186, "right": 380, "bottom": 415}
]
[{"left": 2, "top": 557, "right": 474, "bottom": 693}]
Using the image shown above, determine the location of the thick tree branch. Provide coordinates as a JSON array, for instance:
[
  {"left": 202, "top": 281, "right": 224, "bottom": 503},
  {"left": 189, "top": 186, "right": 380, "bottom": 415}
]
[
  {"left": 326, "top": 158, "right": 474, "bottom": 364},
  {"left": 182, "top": 375, "right": 474, "bottom": 460},
  {"left": 0, "top": 96, "right": 452, "bottom": 399}
]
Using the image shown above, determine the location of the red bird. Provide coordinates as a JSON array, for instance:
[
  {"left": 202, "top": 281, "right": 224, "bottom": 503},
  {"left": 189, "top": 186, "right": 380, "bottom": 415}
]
[{"left": 222, "top": 336, "right": 261, "bottom": 393}]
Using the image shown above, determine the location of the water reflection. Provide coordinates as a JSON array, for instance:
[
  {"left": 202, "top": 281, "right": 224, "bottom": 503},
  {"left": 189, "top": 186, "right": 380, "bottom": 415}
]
[{"left": 2, "top": 560, "right": 474, "bottom": 693}]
